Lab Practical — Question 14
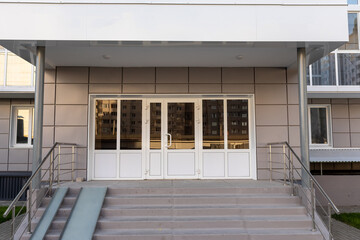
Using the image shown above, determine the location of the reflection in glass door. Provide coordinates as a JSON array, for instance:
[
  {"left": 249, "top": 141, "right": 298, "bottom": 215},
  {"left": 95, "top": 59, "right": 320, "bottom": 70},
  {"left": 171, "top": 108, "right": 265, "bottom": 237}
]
[{"left": 165, "top": 101, "right": 198, "bottom": 178}]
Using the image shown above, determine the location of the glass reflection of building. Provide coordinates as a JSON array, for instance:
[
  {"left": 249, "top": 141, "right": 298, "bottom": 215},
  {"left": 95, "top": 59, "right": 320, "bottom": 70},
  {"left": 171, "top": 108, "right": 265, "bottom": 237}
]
[
  {"left": 95, "top": 100, "right": 117, "bottom": 149},
  {"left": 227, "top": 100, "right": 249, "bottom": 149}
]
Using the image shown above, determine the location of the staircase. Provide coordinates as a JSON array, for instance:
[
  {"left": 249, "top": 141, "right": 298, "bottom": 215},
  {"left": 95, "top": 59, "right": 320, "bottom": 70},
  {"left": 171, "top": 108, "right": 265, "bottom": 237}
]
[{"left": 22, "top": 180, "right": 323, "bottom": 240}]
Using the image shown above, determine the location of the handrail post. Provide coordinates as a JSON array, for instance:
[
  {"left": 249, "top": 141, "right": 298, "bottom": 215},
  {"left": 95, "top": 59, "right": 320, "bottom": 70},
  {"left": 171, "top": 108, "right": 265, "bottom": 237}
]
[
  {"left": 269, "top": 145, "right": 272, "bottom": 181},
  {"left": 283, "top": 144, "right": 286, "bottom": 185},
  {"left": 310, "top": 179, "right": 316, "bottom": 231},
  {"left": 328, "top": 203, "right": 332, "bottom": 240},
  {"left": 72, "top": 146, "right": 75, "bottom": 182},
  {"left": 290, "top": 153, "right": 294, "bottom": 196},
  {"left": 11, "top": 205, "right": 15, "bottom": 239},
  {"left": 49, "top": 150, "right": 53, "bottom": 195},
  {"left": 28, "top": 181, "right": 32, "bottom": 233},
  {"left": 58, "top": 145, "right": 61, "bottom": 184}
]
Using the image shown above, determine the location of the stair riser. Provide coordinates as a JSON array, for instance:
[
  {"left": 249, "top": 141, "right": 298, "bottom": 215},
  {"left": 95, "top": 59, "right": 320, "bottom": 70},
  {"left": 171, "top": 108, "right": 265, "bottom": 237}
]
[
  {"left": 42, "top": 197, "right": 76, "bottom": 206},
  {"left": 103, "top": 197, "right": 300, "bottom": 205},
  {"left": 100, "top": 208, "right": 307, "bottom": 217},
  {"left": 107, "top": 187, "right": 292, "bottom": 195},
  {"left": 95, "top": 220, "right": 313, "bottom": 230},
  {"left": 92, "top": 234, "right": 323, "bottom": 240}
]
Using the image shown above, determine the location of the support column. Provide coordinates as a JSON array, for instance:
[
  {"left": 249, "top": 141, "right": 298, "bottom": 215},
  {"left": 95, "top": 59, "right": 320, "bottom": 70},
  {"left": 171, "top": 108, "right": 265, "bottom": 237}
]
[
  {"left": 32, "top": 46, "right": 45, "bottom": 189},
  {"left": 297, "top": 48, "right": 310, "bottom": 186}
]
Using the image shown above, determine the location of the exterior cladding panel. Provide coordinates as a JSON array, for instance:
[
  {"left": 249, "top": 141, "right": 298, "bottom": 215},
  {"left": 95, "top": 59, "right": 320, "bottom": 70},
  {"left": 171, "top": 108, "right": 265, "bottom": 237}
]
[{"left": 37, "top": 66, "right": 300, "bottom": 180}]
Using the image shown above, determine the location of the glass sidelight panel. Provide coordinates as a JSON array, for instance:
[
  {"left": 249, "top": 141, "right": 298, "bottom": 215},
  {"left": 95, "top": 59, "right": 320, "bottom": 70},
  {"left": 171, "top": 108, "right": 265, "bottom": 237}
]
[
  {"left": 120, "top": 100, "right": 142, "bottom": 150},
  {"left": 16, "top": 109, "right": 29, "bottom": 144},
  {"left": 203, "top": 100, "right": 224, "bottom": 149},
  {"left": 310, "top": 107, "right": 328, "bottom": 144},
  {"left": 95, "top": 100, "right": 117, "bottom": 150},
  {"left": 150, "top": 103, "right": 161, "bottom": 149},
  {"left": 167, "top": 103, "right": 195, "bottom": 149},
  {"left": 227, "top": 100, "right": 249, "bottom": 149}
]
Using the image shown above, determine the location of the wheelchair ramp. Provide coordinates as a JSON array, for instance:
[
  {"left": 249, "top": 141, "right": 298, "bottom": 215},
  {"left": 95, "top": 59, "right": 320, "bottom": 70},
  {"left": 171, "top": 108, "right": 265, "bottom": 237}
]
[
  {"left": 30, "top": 187, "right": 68, "bottom": 240},
  {"left": 60, "top": 187, "right": 107, "bottom": 240}
]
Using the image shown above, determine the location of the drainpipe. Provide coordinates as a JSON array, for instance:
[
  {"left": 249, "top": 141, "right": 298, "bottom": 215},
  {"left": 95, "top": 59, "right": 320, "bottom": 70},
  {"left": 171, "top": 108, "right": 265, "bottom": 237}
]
[
  {"left": 297, "top": 48, "right": 310, "bottom": 187},
  {"left": 32, "top": 46, "right": 45, "bottom": 189}
]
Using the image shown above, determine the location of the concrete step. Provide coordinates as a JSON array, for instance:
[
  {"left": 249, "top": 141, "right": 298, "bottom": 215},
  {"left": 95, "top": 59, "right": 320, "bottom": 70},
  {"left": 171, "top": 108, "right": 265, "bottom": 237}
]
[
  {"left": 92, "top": 228, "right": 323, "bottom": 240},
  {"left": 100, "top": 205, "right": 307, "bottom": 217},
  {"left": 106, "top": 187, "right": 292, "bottom": 195},
  {"left": 103, "top": 195, "right": 300, "bottom": 205}
]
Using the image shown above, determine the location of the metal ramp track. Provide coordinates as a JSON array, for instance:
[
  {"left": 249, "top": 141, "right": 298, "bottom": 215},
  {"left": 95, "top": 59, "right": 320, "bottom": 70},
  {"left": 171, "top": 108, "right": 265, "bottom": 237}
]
[
  {"left": 60, "top": 187, "right": 107, "bottom": 240},
  {"left": 30, "top": 187, "right": 69, "bottom": 240}
]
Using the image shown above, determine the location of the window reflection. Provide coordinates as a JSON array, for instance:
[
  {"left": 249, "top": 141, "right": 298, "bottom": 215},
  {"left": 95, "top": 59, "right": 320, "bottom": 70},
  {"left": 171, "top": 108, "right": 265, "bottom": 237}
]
[
  {"left": 16, "top": 109, "right": 29, "bottom": 144},
  {"left": 95, "top": 100, "right": 117, "bottom": 150},
  {"left": 168, "top": 103, "right": 194, "bottom": 149},
  {"left": 120, "top": 100, "right": 142, "bottom": 150},
  {"left": 339, "top": 13, "right": 358, "bottom": 50},
  {"left": 150, "top": 103, "right": 161, "bottom": 149},
  {"left": 311, "top": 54, "right": 336, "bottom": 85},
  {"left": 338, "top": 53, "right": 360, "bottom": 85},
  {"left": 310, "top": 108, "right": 328, "bottom": 144},
  {"left": 6, "top": 52, "right": 32, "bottom": 86},
  {"left": 227, "top": 100, "right": 249, "bottom": 149},
  {"left": 203, "top": 100, "right": 224, "bottom": 149},
  {"left": 348, "top": 0, "right": 358, "bottom": 5}
]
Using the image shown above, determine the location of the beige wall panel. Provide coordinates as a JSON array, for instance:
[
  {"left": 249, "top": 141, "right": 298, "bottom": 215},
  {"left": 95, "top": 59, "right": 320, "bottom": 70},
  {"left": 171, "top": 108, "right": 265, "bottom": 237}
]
[
  {"left": 89, "top": 84, "right": 121, "bottom": 94},
  {"left": 9, "top": 148, "right": 28, "bottom": 164},
  {"left": 57, "top": 67, "right": 89, "bottom": 84},
  {"left": 0, "top": 104, "right": 10, "bottom": 118},
  {"left": 0, "top": 164, "right": 7, "bottom": 171},
  {"left": 288, "top": 105, "right": 299, "bottom": 125},
  {"left": 311, "top": 98, "right": 330, "bottom": 104},
  {"left": 156, "top": 68, "right": 188, "bottom": 83},
  {"left": 256, "top": 126, "right": 288, "bottom": 147},
  {"left": 255, "top": 105, "right": 288, "bottom": 126},
  {"left": 351, "top": 133, "right": 360, "bottom": 147},
  {"left": 76, "top": 148, "right": 87, "bottom": 169},
  {"left": 222, "top": 68, "right": 254, "bottom": 83},
  {"left": 331, "top": 104, "right": 349, "bottom": 119},
  {"left": 123, "top": 68, "right": 155, "bottom": 83},
  {"left": 255, "top": 68, "right": 286, "bottom": 84},
  {"left": 156, "top": 84, "right": 188, "bottom": 94},
  {"left": 123, "top": 84, "right": 155, "bottom": 94},
  {"left": 55, "top": 105, "right": 88, "bottom": 126},
  {"left": 189, "top": 68, "right": 221, "bottom": 83},
  {"left": 56, "top": 84, "right": 88, "bottom": 105},
  {"left": 45, "top": 69, "right": 56, "bottom": 84},
  {"left": 189, "top": 84, "right": 221, "bottom": 93},
  {"left": 221, "top": 84, "right": 254, "bottom": 94},
  {"left": 90, "top": 67, "right": 122, "bottom": 83},
  {"left": 349, "top": 104, "right": 360, "bottom": 118},
  {"left": 0, "top": 149, "right": 8, "bottom": 164},
  {"left": 55, "top": 127, "right": 88, "bottom": 146},
  {"left": 333, "top": 133, "right": 351, "bottom": 148},
  {"left": 287, "top": 84, "right": 299, "bottom": 105},
  {"left": 43, "top": 105, "right": 55, "bottom": 126},
  {"left": 286, "top": 63, "right": 298, "bottom": 84},
  {"left": 8, "top": 164, "right": 28, "bottom": 171},
  {"left": 0, "top": 134, "right": 8, "bottom": 149},
  {"left": 349, "top": 99, "right": 360, "bottom": 104},
  {"left": 255, "top": 84, "right": 287, "bottom": 105},
  {"left": 331, "top": 98, "right": 348, "bottom": 104},
  {"left": 0, "top": 99, "right": 10, "bottom": 105},
  {"left": 0, "top": 119, "right": 10, "bottom": 134},
  {"left": 289, "top": 126, "right": 300, "bottom": 147},
  {"left": 42, "top": 127, "right": 54, "bottom": 148},
  {"left": 350, "top": 119, "right": 360, "bottom": 132},
  {"left": 332, "top": 119, "right": 350, "bottom": 133},
  {"left": 44, "top": 84, "right": 55, "bottom": 105}
]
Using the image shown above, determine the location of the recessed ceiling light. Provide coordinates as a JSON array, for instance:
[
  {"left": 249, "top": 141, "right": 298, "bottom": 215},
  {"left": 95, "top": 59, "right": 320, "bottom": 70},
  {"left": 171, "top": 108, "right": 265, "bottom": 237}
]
[
  {"left": 236, "top": 55, "right": 243, "bottom": 60},
  {"left": 102, "top": 54, "right": 111, "bottom": 60}
]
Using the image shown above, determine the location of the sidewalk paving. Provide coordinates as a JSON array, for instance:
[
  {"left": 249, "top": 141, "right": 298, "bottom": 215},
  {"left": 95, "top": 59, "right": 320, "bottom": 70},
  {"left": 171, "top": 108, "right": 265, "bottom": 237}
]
[{"left": 332, "top": 206, "right": 360, "bottom": 240}]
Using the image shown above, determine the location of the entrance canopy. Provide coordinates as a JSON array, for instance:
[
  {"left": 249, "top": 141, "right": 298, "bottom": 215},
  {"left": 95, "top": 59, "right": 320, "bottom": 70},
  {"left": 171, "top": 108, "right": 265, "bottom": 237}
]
[{"left": 0, "top": 0, "right": 349, "bottom": 68}]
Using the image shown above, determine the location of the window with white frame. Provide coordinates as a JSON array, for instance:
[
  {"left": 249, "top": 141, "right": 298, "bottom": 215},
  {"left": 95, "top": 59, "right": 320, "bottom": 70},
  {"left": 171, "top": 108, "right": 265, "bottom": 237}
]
[
  {"left": 11, "top": 106, "right": 34, "bottom": 148},
  {"left": 308, "top": 105, "right": 332, "bottom": 147}
]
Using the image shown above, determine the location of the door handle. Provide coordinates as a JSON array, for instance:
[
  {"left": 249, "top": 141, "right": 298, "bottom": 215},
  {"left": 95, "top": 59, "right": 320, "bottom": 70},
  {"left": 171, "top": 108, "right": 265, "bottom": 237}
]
[{"left": 165, "top": 133, "right": 172, "bottom": 148}]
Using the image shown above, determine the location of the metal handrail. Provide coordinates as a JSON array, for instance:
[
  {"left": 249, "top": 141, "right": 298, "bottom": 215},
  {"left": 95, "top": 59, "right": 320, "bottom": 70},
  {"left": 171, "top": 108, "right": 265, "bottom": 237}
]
[
  {"left": 3, "top": 142, "right": 77, "bottom": 218},
  {"left": 267, "top": 141, "right": 339, "bottom": 214}
]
